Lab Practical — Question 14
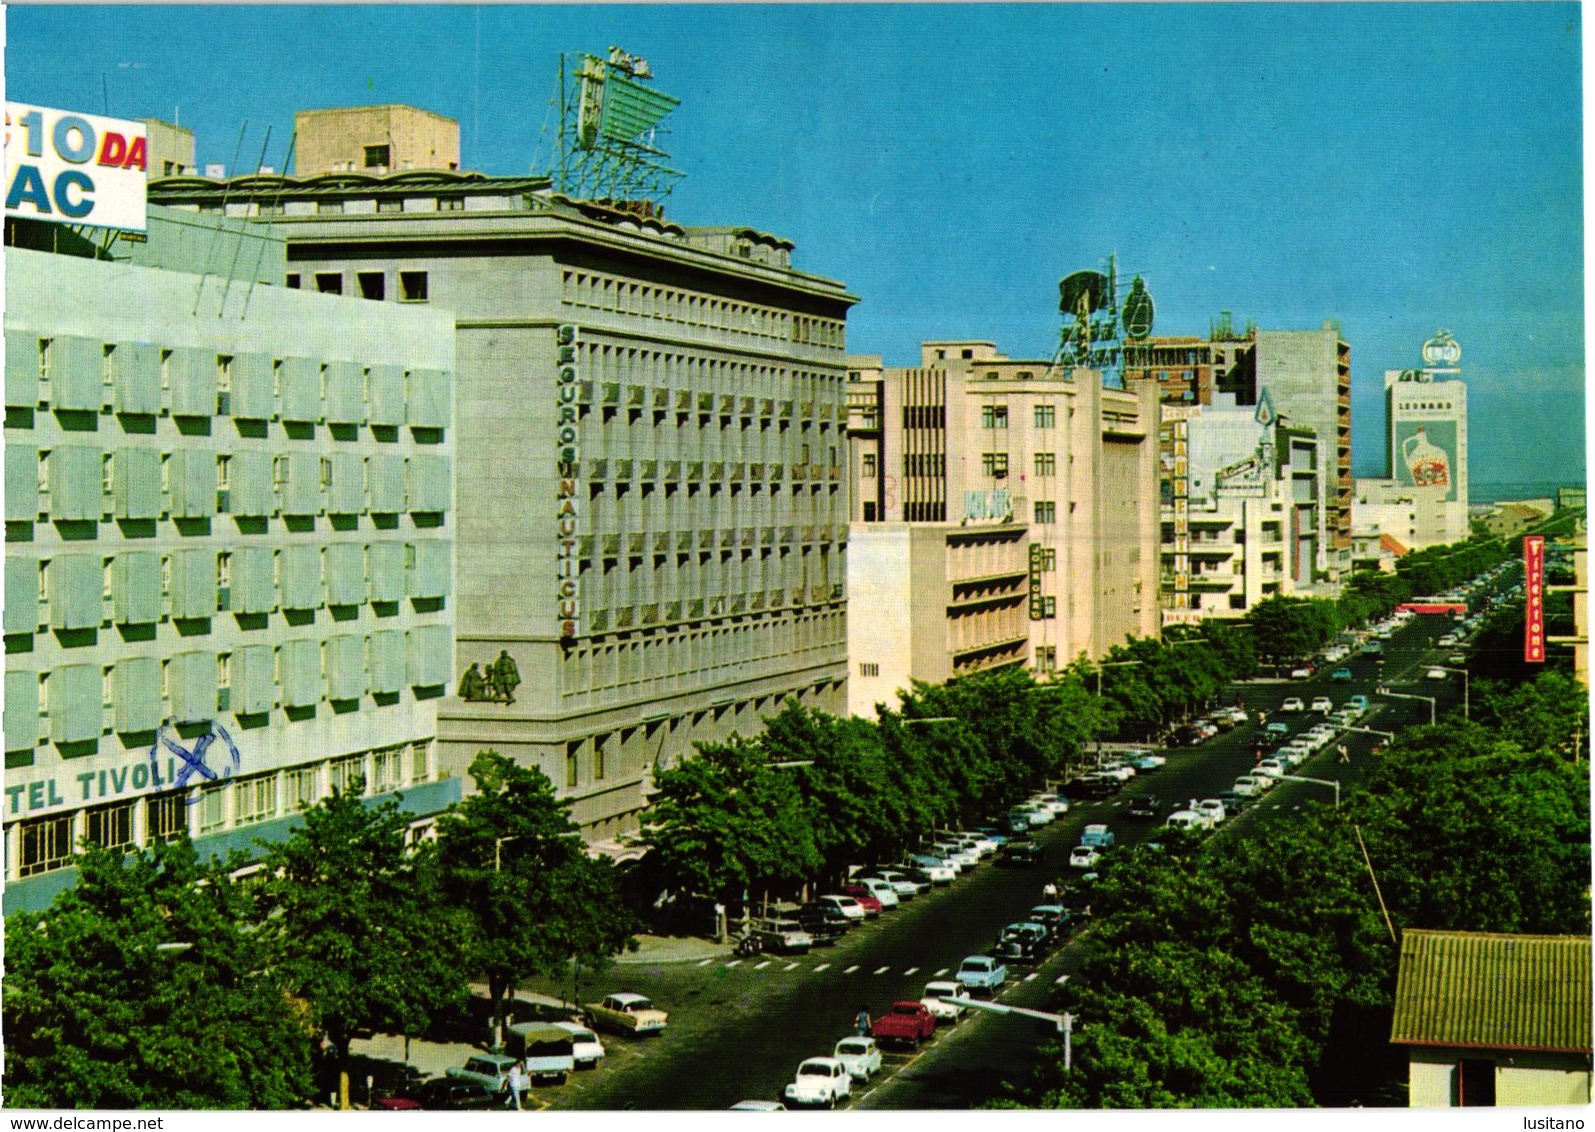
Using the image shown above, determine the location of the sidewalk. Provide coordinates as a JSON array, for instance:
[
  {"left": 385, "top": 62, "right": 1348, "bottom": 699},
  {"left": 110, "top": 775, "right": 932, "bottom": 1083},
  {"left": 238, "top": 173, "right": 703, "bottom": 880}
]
[{"left": 618, "top": 931, "right": 730, "bottom": 965}]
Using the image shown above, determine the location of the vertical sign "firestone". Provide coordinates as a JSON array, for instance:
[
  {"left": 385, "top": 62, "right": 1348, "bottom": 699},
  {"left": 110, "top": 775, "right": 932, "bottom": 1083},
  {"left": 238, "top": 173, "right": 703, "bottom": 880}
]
[
  {"left": 556, "top": 325, "right": 581, "bottom": 639},
  {"left": 1524, "top": 535, "right": 1545, "bottom": 663}
]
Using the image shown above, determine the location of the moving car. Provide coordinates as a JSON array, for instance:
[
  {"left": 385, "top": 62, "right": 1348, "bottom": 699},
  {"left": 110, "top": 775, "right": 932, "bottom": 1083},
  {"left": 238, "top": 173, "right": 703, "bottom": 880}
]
[
  {"left": 1331, "top": 668, "right": 1353, "bottom": 682},
  {"left": 1164, "top": 809, "right": 1209, "bottom": 831},
  {"left": 1080, "top": 823, "right": 1116, "bottom": 848},
  {"left": 1290, "top": 664, "right": 1315, "bottom": 679},
  {"left": 784, "top": 1058, "right": 852, "bottom": 1108},
  {"left": 1448, "top": 653, "right": 1468, "bottom": 666},
  {"left": 586, "top": 992, "right": 668, "bottom": 1036},
  {"left": 956, "top": 954, "right": 1007, "bottom": 995},
  {"left": 1362, "top": 640, "right": 1383, "bottom": 654},
  {"left": 1281, "top": 697, "right": 1306, "bottom": 712},
  {"left": 1030, "top": 794, "right": 1071, "bottom": 816},
  {"left": 1194, "top": 799, "right": 1227, "bottom": 826},
  {"left": 1311, "top": 696, "right": 1335, "bottom": 713},
  {"left": 1347, "top": 694, "right": 1370, "bottom": 713},
  {"left": 1130, "top": 752, "right": 1167, "bottom": 770},
  {"left": 1426, "top": 667, "right": 1448, "bottom": 680},
  {"left": 871, "top": 1001, "right": 938, "bottom": 1048},
  {"left": 921, "top": 980, "right": 966, "bottom": 1025},
  {"left": 1127, "top": 794, "right": 1161, "bottom": 819},
  {"left": 1069, "top": 845, "right": 1102, "bottom": 870},
  {"left": 999, "top": 838, "right": 1043, "bottom": 866},
  {"left": 832, "top": 1036, "right": 882, "bottom": 1081}
]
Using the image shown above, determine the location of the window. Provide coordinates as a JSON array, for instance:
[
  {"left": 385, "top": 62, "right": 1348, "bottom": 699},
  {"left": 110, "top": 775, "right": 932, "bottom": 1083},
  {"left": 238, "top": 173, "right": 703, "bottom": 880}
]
[
  {"left": 315, "top": 272, "right": 343, "bottom": 294},
  {"left": 18, "top": 813, "right": 73, "bottom": 877},
  {"left": 363, "top": 144, "right": 390, "bottom": 168},
  {"left": 377, "top": 198, "right": 402, "bottom": 213},
  {"left": 1034, "top": 452, "right": 1056, "bottom": 477},
  {"left": 1035, "top": 501, "right": 1056, "bottom": 524},
  {"left": 1036, "top": 547, "right": 1057, "bottom": 571},
  {"left": 437, "top": 197, "right": 465, "bottom": 212},
  {"left": 315, "top": 200, "right": 344, "bottom": 215},
  {"left": 234, "top": 775, "right": 277, "bottom": 826},
  {"left": 357, "top": 272, "right": 385, "bottom": 300},
  {"left": 981, "top": 453, "right": 1009, "bottom": 478},
  {"left": 861, "top": 453, "right": 877, "bottom": 478},
  {"left": 859, "top": 662, "right": 879, "bottom": 677},
  {"left": 197, "top": 784, "right": 228, "bottom": 833},
  {"left": 102, "top": 344, "right": 116, "bottom": 389},
  {"left": 1039, "top": 596, "right": 1057, "bottom": 618},
  {"left": 565, "top": 743, "right": 580, "bottom": 788},
  {"left": 286, "top": 273, "right": 301, "bottom": 289},
  {"left": 400, "top": 271, "right": 429, "bottom": 302},
  {"left": 216, "top": 454, "right": 231, "bottom": 491},
  {"left": 371, "top": 747, "right": 403, "bottom": 793},
  {"left": 410, "top": 741, "right": 430, "bottom": 784},
  {"left": 217, "top": 652, "right": 231, "bottom": 711},
  {"left": 981, "top": 405, "right": 1009, "bottom": 429},
  {"left": 1034, "top": 404, "right": 1055, "bottom": 429},
  {"left": 285, "top": 767, "right": 318, "bottom": 812},
  {"left": 329, "top": 755, "right": 365, "bottom": 797},
  {"left": 1036, "top": 646, "right": 1057, "bottom": 672},
  {"left": 148, "top": 793, "right": 187, "bottom": 843}
]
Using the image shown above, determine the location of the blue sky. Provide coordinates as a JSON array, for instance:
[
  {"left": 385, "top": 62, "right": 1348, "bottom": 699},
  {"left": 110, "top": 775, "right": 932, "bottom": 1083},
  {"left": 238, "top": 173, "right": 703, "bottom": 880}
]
[{"left": 6, "top": 3, "right": 1585, "bottom": 487}]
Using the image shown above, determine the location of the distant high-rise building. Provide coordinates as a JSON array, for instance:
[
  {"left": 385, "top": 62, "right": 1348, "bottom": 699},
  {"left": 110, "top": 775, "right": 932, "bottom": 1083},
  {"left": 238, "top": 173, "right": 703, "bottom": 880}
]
[
  {"left": 845, "top": 342, "right": 1158, "bottom": 712},
  {"left": 294, "top": 104, "right": 460, "bottom": 176}
]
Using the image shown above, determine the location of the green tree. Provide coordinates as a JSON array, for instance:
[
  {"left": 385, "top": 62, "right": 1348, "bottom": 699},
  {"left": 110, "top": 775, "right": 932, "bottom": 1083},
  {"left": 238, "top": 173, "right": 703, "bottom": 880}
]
[
  {"left": 258, "top": 787, "right": 469, "bottom": 1106},
  {"left": 4, "top": 839, "right": 314, "bottom": 1109},
  {"left": 436, "top": 751, "right": 638, "bottom": 1045}
]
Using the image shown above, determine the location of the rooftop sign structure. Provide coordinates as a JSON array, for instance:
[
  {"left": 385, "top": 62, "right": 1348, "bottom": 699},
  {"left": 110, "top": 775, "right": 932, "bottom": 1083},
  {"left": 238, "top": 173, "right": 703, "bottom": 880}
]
[
  {"left": 553, "top": 47, "right": 684, "bottom": 212},
  {"left": 5, "top": 103, "right": 148, "bottom": 231}
]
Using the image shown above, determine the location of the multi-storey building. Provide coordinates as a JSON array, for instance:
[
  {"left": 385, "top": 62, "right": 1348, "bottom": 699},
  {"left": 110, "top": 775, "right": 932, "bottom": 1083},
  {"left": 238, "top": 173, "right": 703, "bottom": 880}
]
[
  {"left": 3, "top": 205, "right": 458, "bottom": 913},
  {"left": 151, "top": 155, "right": 856, "bottom": 840},
  {"left": 846, "top": 340, "right": 1158, "bottom": 687},
  {"left": 1157, "top": 396, "right": 1324, "bottom": 624}
]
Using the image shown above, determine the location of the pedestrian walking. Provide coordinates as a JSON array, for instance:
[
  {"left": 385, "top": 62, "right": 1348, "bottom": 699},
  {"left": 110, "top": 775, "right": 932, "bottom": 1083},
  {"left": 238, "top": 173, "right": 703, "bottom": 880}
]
[
  {"left": 1043, "top": 880, "right": 1059, "bottom": 901},
  {"left": 1337, "top": 743, "right": 1350, "bottom": 764},
  {"left": 506, "top": 1060, "right": 526, "bottom": 1111},
  {"left": 855, "top": 1005, "right": 872, "bottom": 1037}
]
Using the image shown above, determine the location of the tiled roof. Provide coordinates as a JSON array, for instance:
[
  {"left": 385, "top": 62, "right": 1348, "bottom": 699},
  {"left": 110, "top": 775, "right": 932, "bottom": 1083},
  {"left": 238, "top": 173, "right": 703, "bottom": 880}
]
[
  {"left": 1380, "top": 532, "right": 1409, "bottom": 556},
  {"left": 1391, "top": 930, "right": 1592, "bottom": 1053}
]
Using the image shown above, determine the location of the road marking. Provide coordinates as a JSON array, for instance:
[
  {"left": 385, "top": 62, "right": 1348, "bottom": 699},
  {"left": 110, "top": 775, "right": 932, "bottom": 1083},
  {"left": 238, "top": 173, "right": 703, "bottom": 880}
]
[
  {"left": 844, "top": 965, "right": 861, "bottom": 974},
  {"left": 934, "top": 968, "right": 949, "bottom": 977},
  {"left": 784, "top": 962, "right": 799, "bottom": 971},
  {"left": 813, "top": 963, "right": 831, "bottom": 973},
  {"left": 725, "top": 959, "right": 742, "bottom": 968},
  {"left": 695, "top": 958, "right": 714, "bottom": 967},
  {"left": 873, "top": 966, "right": 889, "bottom": 975},
  {"left": 903, "top": 967, "right": 919, "bottom": 976},
  {"left": 755, "top": 960, "right": 772, "bottom": 969},
  {"left": 1023, "top": 972, "right": 1039, "bottom": 982}
]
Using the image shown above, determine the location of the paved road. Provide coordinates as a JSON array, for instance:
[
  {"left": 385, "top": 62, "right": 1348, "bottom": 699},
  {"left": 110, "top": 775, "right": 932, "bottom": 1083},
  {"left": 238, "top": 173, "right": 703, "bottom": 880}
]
[{"left": 533, "top": 606, "right": 1480, "bottom": 1110}]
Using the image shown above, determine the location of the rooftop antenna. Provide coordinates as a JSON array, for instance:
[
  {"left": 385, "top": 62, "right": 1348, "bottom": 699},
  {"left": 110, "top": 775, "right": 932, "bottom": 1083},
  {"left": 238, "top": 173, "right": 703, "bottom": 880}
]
[
  {"left": 217, "top": 125, "right": 272, "bottom": 314},
  {"left": 192, "top": 120, "right": 249, "bottom": 315},
  {"left": 241, "top": 130, "right": 296, "bottom": 319}
]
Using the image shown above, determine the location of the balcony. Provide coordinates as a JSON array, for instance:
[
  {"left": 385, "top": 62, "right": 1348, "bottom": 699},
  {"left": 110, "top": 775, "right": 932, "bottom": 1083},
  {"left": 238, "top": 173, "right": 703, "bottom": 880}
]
[{"left": 601, "top": 382, "right": 621, "bottom": 405}]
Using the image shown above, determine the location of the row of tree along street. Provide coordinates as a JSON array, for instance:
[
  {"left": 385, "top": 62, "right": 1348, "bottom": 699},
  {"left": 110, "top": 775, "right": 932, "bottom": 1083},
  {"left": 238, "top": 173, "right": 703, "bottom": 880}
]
[
  {"left": 995, "top": 669, "right": 1589, "bottom": 1108},
  {"left": 0, "top": 524, "right": 1571, "bottom": 1109}
]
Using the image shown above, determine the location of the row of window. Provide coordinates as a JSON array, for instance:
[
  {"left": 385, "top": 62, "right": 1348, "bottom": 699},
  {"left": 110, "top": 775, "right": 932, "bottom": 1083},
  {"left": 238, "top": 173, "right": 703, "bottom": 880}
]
[
  {"left": 10, "top": 742, "right": 431, "bottom": 877},
  {"left": 15, "top": 542, "right": 448, "bottom": 635},
  {"left": 980, "top": 405, "right": 1061, "bottom": 429},
  {"left": 573, "top": 341, "right": 841, "bottom": 412},
  {"left": 560, "top": 269, "right": 845, "bottom": 351},
  {"left": 287, "top": 270, "right": 429, "bottom": 303},
  {"left": 8, "top": 335, "right": 448, "bottom": 429},
  {"left": 977, "top": 452, "right": 1062, "bottom": 478},
  {"left": 15, "top": 446, "right": 449, "bottom": 523}
]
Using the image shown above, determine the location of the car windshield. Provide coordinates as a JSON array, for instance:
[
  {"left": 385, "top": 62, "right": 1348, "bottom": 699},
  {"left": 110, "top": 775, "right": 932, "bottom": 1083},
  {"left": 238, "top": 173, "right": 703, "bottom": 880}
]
[
  {"left": 960, "top": 959, "right": 987, "bottom": 971},
  {"left": 837, "top": 1041, "right": 867, "bottom": 1055},
  {"left": 799, "top": 1063, "right": 831, "bottom": 1077}
]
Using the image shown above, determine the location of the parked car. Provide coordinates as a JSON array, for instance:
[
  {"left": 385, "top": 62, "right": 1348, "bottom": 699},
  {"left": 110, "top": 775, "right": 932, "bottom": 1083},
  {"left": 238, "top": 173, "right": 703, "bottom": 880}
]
[
  {"left": 548, "top": 1021, "right": 606, "bottom": 1071},
  {"left": 1056, "top": 884, "right": 1093, "bottom": 919},
  {"left": 994, "top": 920, "right": 1050, "bottom": 963},
  {"left": 1290, "top": 664, "right": 1315, "bottom": 679},
  {"left": 1347, "top": 694, "right": 1370, "bottom": 713},
  {"left": 1448, "top": 653, "right": 1468, "bottom": 666},
  {"left": 730, "top": 1101, "right": 788, "bottom": 1112},
  {"left": 1028, "top": 904, "right": 1069, "bottom": 942},
  {"left": 921, "top": 980, "right": 966, "bottom": 1025},
  {"left": 999, "top": 838, "right": 1043, "bottom": 866},
  {"left": 1362, "top": 640, "right": 1383, "bottom": 654},
  {"left": 956, "top": 954, "right": 1007, "bottom": 995},
  {"left": 1031, "top": 793, "right": 1071, "bottom": 816},
  {"left": 819, "top": 893, "right": 868, "bottom": 921},
  {"left": 504, "top": 1023, "right": 575, "bottom": 1084},
  {"left": 1127, "top": 794, "right": 1161, "bottom": 819},
  {"left": 1263, "top": 721, "right": 1291, "bottom": 745},
  {"left": 446, "top": 1054, "right": 520, "bottom": 1092},
  {"left": 1216, "top": 789, "right": 1247, "bottom": 815},
  {"left": 795, "top": 904, "right": 849, "bottom": 946},
  {"left": 1164, "top": 809, "right": 1209, "bottom": 832},
  {"left": 1195, "top": 799, "right": 1227, "bottom": 826},
  {"left": 408, "top": 1078, "right": 500, "bottom": 1111},
  {"left": 751, "top": 917, "right": 815, "bottom": 954},
  {"left": 855, "top": 878, "right": 905, "bottom": 908},
  {"left": 1331, "top": 667, "right": 1353, "bottom": 682},
  {"left": 784, "top": 1058, "right": 852, "bottom": 1108},
  {"left": 1063, "top": 774, "right": 1121, "bottom": 799},
  {"left": 1131, "top": 752, "right": 1167, "bottom": 771},
  {"left": 1255, "top": 759, "right": 1288, "bottom": 779},
  {"left": 1310, "top": 696, "right": 1335, "bottom": 713},
  {"left": 585, "top": 992, "right": 668, "bottom": 1036},
  {"left": 902, "top": 856, "right": 956, "bottom": 884},
  {"left": 1068, "top": 845, "right": 1102, "bottom": 870},
  {"left": 839, "top": 885, "right": 887, "bottom": 915},
  {"left": 1015, "top": 801, "right": 1057, "bottom": 824},
  {"left": 1281, "top": 697, "right": 1306, "bottom": 712},
  {"left": 866, "top": 869, "right": 928, "bottom": 898},
  {"left": 1232, "top": 774, "right": 1268, "bottom": 797},
  {"left": 832, "top": 1036, "right": 882, "bottom": 1081},
  {"left": 871, "top": 1000, "right": 938, "bottom": 1048}
]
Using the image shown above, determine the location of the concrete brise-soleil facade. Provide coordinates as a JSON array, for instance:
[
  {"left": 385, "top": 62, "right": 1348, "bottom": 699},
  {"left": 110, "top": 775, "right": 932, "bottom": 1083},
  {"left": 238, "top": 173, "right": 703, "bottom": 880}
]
[
  {"left": 845, "top": 343, "right": 1158, "bottom": 715},
  {"left": 3, "top": 206, "right": 459, "bottom": 912},
  {"left": 150, "top": 163, "right": 856, "bottom": 840}
]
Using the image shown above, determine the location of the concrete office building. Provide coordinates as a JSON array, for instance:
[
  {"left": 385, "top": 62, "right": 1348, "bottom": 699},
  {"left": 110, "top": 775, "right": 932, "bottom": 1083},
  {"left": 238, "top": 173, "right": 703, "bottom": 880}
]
[
  {"left": 3, "top": 206, "right": 458, "bottom": 913},
  {"left": 151, "top": 160, "right": 856, "bottom": 839},
  {"left": 1158, "top": 396, "right": 1325, "bottom": 624},
  {"left": 295, "top": 104, "right": 461, "bottom": 176},
  {"left": 846, "top": 341, "right": 1159, "bottom": 690}
]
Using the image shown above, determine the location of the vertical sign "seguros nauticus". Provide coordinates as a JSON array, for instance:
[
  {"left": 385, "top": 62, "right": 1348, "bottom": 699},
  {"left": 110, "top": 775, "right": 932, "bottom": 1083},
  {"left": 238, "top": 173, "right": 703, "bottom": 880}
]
[{"left": 5, "top": 103, "right": 148, "bottom": 232}]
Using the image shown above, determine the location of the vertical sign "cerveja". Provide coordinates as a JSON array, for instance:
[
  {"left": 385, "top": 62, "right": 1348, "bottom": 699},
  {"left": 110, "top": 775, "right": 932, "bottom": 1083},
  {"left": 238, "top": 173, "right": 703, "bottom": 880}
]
[
  {"left": 1524, "top": 534, "right": 1545, "bottom": 663},
  {"left": 5, "top": 104, "right": 148, "bottom": 231},
  {"left": 556, "top": 325, "right": 581, "bottom": 639}
]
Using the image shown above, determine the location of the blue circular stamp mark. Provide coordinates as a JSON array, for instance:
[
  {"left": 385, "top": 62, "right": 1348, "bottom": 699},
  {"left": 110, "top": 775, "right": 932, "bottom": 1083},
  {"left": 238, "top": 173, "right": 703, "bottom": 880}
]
[{"left": 149, "top": 721, "right": 242, "bottom": 804}]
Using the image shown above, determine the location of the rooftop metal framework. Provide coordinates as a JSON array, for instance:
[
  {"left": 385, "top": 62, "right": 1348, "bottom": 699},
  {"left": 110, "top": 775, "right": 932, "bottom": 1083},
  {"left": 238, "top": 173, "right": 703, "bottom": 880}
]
[{"left": 551, "top": 47, "right": 685, "bottom": 213}]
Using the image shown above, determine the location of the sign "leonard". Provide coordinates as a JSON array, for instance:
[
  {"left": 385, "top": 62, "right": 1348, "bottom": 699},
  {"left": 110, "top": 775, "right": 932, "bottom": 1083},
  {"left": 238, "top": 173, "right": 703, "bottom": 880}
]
[{"left": 6, "top": 103, "right": 148, "bottom": 232}]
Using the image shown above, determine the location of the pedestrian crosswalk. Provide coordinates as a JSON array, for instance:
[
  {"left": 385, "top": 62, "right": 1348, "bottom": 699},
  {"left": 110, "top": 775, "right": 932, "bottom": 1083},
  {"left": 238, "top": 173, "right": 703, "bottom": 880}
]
[{"left": 691, "top": 956, "right": 1061, "bottom": 982}]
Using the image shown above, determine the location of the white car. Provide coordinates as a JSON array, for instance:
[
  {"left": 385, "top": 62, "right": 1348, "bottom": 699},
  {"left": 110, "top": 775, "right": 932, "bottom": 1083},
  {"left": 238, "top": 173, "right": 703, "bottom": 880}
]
[
  {"left": 1069, "top": 845, "right": 1101, "bottom": 869},
  {"left": 1297, "top": 732, "right": 1330, "bottom": 752},
  {"left": 832, "top": 1037, "right": 882, "bottom": 1082},
  {"left": 1232, "top": 775, "right": 1268, "bottom": 798},
  {"left": 1310, "top": 697, "right": 1334, "bottom": 713},
  {"left": 1281, "top": 697, "right": 1306, "bottom": 712},
  {"left": 819, "top": 894, "right": 867, "bottom": 921},
  {"left": 958, "top": 832, "right": 1000, "bottom": 856},
  {"left": 1425, "top": 667, "right": 1448, "bottom": 680},
  {"left": 856, "top": 878, "right": 901, "bottom": 908},
  {"left": 921, "top": 980, "right": 966, "bottom": 1025},
  {"left": 932, "top": 842, "right": 981, "bottom": 868},
  {"left": 1164, "top": 809, "right": 1211, "bottom": 831},
  {"left": 1097, "top": 763, "right": 1136, "bottom": 782},
  {"left": 1255, "top": 759, "right": 1288, "bottom": 779},
  {"left": 1014, "top": 804, "right": 1056, "bottom": 826},
  {"left": 1130, "top": 752, "right": 1167, "bottom": 771},
  {"left": 1195, "top": 799, "right": 1227, "bottom": 826},
  {"left": 867, "top": 869, "right": 926, "bottom": 898},
  {"left": 548, "top": 1021, "right": 606, "bottom": 1070},
  {"left": 784, "top": 1057, "right": 852, "bottom": 1108},
  {"left": 1289, "top": 666, "right": 1314, "bottom": 680},
  {"left": 903, "top": 857, "right": 957, "bottom": 884},
  {"left": 1031, "top": 794, "right": 1071, "bottom": 816}
]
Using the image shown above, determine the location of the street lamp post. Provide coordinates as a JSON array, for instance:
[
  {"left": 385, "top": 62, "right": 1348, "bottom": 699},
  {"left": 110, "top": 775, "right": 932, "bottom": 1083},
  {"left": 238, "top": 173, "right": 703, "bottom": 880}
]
[
  {"left": 1434, "top": 666, "right": 1470, "bottom": 720},
  {"left": 1379, "top": 688, "right": 1436, "bottom": 725},
  {"left": 945, "top": 996, "right": 1074, "bottom": 1069},
  {"left": 1276, "top": 773, "right": 1340, "bottom": 808}
]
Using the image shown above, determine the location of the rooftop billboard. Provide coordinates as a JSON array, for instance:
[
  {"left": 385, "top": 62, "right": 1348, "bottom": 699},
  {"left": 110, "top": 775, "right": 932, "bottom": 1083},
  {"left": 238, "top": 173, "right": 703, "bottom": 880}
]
[{"left": 5, "top": 103, "right": 148, "bottom": 232}]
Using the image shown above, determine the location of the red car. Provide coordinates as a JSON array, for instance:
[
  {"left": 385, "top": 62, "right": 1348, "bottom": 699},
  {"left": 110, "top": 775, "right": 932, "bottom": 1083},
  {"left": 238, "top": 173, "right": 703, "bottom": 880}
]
[
  {"left": 871, "top": 1000, "right": 937, "bottom": 1048},
  {"left": 839, "top": 885, "right": 884, "bottom": 916}
]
